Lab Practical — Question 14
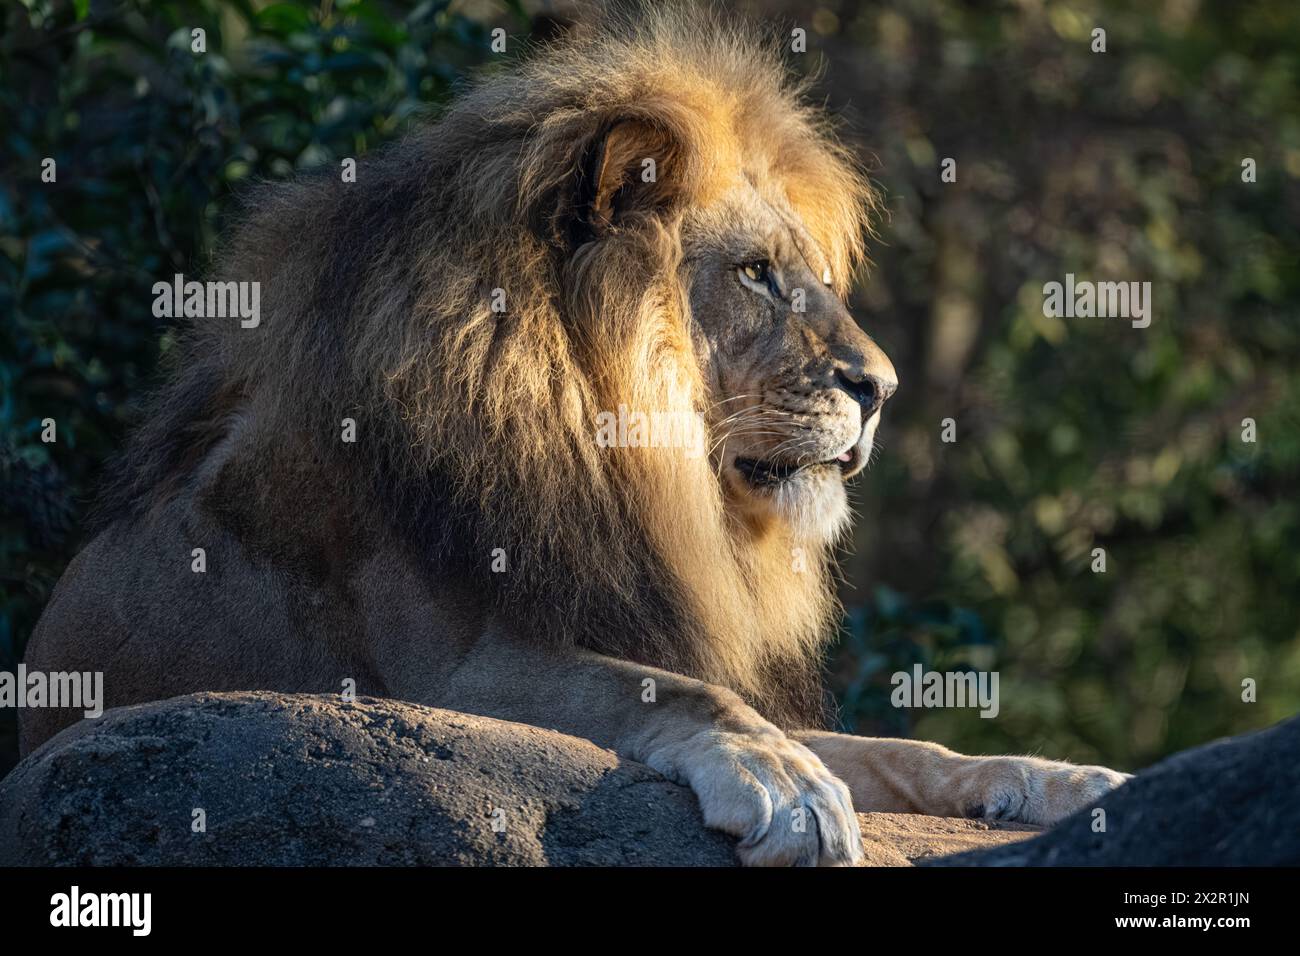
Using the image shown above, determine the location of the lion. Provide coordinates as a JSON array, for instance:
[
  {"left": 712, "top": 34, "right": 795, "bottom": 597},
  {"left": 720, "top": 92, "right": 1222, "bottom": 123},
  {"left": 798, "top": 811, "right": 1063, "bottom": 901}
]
[{"left": 19, "top": 8, "right": 1126, "bottom": 865}]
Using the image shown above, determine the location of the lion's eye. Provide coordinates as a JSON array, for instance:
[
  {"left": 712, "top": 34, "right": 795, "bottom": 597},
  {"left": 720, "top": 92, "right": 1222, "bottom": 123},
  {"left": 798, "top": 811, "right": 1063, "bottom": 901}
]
[
  {"left": 741, "top": 260, "right": 770, "bottom": 284},
  {"left": 739, "top": 260, "right": 779, "bottom": 299}
]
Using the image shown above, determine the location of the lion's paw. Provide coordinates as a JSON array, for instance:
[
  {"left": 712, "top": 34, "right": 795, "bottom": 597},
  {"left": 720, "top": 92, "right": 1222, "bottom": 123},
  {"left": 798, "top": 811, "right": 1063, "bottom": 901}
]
[
  {"left": 962, "top": 757, "right": 1131, "bottom": 827},
  {"left": 656, "top": 728, "right": 863, "bottom": 867}
]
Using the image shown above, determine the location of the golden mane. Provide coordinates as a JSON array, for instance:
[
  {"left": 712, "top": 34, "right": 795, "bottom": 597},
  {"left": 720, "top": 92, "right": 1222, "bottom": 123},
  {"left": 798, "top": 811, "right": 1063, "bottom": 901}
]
[{"left": 99, "top": 8, "right": 881, "bottom": 728}]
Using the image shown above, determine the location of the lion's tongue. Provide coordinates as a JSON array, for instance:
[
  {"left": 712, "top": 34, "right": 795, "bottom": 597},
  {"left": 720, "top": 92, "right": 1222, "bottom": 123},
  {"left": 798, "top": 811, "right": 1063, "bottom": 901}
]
[{"left": 837, "top": 452, "right": 852, "bottom": 462}]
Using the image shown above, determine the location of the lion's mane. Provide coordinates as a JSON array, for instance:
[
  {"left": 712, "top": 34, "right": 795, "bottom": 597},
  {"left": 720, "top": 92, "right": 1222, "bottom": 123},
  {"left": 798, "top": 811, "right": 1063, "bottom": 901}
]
[{"left": 97, "top": 8, "right": 880, "bottom": 728}]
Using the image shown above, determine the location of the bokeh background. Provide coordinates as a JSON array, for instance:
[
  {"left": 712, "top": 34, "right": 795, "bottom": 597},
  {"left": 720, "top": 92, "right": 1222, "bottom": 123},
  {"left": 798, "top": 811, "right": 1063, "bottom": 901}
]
[{"left": 3, "top": 0, "right": 1298, "bottom": 777}]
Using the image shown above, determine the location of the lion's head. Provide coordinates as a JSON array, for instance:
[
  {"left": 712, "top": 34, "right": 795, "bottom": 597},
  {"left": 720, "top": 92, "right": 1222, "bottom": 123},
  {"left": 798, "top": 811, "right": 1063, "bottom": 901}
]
[
  {"left": 681, "top": 172, "right": 897, "bottom": 544},
  {"left": 499, "top": 10, "right": 897, "bottom": 546},
  {"left": 100, "top": 9, "right": 894, "bottom": 728}
]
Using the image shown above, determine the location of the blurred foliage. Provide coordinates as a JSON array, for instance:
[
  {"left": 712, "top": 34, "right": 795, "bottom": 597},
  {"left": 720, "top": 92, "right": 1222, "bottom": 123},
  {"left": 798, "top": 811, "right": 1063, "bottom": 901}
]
[
  {"left": 2, "top": 0, "right": 1299, "bottom": 776},
  {"left": 812, "top": 0, "right": 1300, "bottom": 769}
]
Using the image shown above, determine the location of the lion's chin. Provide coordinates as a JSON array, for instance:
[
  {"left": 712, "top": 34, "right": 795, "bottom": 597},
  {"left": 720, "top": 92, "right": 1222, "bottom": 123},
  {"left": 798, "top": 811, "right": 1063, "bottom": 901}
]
[{"left": 728, "top": 464, "right": 852, "bottom": 544}]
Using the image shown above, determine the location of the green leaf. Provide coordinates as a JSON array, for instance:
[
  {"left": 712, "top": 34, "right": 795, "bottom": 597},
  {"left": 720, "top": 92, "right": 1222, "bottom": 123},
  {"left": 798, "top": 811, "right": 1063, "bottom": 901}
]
[{"left": 256, "top": 3, "right": 314, "bottom": 37}]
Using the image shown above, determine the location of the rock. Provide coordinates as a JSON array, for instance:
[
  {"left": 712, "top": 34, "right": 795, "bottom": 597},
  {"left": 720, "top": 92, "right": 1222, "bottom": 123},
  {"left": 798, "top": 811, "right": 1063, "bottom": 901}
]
[
  {"left": 0, "top": 691, "right": 1034, "bottom": 866},
  {"left": 928, "top": 715, "right": 1300, "bottom": 866},
  {"left": 856, "top": 812, "right": 1037, "bottom": 865}
]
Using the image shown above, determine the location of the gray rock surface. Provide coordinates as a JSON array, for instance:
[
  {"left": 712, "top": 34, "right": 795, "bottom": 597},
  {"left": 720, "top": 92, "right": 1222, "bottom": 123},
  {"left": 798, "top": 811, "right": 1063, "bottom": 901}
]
[
  {"left": 0, "top": 691, "right": 737, "bottom": 866},
  {"left": 928, "top": 714, "right": 1300, "bottom": 866},
  {"left": 0, "top": 691, "right": 1033, "bottom": 866}
]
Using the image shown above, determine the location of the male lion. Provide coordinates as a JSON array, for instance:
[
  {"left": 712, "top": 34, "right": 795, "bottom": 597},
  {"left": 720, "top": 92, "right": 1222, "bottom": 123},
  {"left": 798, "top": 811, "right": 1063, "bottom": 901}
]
[{"left": 20, "top": 10, "right": 1126, "bottom": 865}]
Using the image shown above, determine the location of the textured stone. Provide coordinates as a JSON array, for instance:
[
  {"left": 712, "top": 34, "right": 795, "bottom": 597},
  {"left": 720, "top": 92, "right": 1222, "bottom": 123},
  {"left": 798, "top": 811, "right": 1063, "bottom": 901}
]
[{"left": 0, "top": 691, "right": 1035, "bottom": 866}]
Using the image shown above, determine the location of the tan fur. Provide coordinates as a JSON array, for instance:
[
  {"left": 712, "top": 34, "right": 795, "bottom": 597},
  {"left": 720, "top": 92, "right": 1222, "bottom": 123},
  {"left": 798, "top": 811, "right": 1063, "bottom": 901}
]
[{"left": 21, "top": 8, "right": 1125, "bottom": 865}]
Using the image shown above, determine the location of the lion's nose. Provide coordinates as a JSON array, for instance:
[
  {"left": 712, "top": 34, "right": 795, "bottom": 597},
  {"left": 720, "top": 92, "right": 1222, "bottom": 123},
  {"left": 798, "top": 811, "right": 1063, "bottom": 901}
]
[{"left": 834, "top": 368, "right": 897, "bottom": 419}]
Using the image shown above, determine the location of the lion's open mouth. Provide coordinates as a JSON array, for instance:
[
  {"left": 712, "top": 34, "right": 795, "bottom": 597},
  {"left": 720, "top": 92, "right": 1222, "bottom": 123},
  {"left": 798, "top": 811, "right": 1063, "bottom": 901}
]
[{"left": 735, "top": 448, "right": 860, "bottom": 487}]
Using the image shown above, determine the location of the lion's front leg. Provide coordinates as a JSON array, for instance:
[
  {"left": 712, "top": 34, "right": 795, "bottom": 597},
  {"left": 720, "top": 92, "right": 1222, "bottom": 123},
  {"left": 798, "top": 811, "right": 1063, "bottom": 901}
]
[
  {"left": 794, "top": 730, "right": 1129, "bottom": 827},
  {"left": 421, "top": 627, "right": 863, "bottom": 866}
]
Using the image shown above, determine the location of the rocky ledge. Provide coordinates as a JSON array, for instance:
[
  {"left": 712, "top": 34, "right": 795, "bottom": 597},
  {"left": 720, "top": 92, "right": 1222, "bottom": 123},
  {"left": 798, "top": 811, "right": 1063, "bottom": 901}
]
[{"left": 0, "top": 691, "right": 1037, "bottom": 866}]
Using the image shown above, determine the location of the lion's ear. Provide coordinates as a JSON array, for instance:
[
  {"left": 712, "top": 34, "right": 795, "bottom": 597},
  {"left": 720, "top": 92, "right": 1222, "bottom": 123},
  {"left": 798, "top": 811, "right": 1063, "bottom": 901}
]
[{"left": 581, "top": 119, "right": 683, "bottom": 238}]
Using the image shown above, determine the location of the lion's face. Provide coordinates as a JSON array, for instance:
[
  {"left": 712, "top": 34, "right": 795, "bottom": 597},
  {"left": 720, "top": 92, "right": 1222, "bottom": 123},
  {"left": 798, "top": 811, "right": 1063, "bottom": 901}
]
[{"left": 682, "top": 183, "right": 897, "bottom": 543}]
